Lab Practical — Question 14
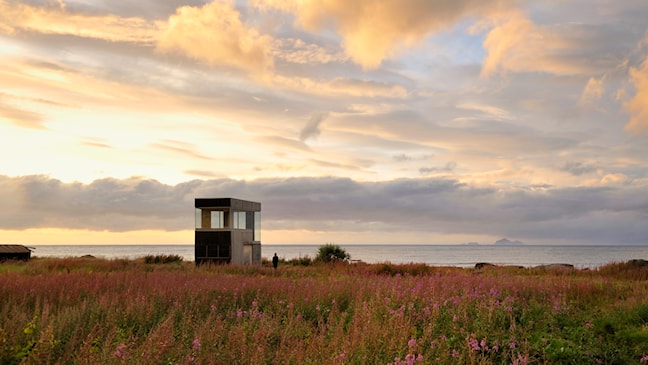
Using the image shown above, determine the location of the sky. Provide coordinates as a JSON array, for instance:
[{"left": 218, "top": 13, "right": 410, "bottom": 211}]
[{"left": 1, "top": 0, "right": 648, "bottom": 245}]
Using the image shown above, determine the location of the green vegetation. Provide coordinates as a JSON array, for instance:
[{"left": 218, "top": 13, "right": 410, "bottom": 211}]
[
  {"left": 143, "top": 254, "right": 183, "bottom": 264},
  {"left": 1, "top": 257, "right": 648, "bottom": 364},
  {"left": 315, "top": 243, "right": 351, "bottom": 262}
]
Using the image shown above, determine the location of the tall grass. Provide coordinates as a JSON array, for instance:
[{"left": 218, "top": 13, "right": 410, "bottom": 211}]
[{"left": 1, "top": 258, "right": 648, "bottom": 364}]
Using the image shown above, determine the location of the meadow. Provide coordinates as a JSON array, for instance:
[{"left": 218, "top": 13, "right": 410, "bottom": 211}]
[{"left": 1, "top": 257, "right": 648, "bottom": 364}]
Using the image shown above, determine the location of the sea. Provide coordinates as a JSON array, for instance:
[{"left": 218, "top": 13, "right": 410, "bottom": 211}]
[{"left": 28, "top": 244, "right": 648, "bottom": 269}]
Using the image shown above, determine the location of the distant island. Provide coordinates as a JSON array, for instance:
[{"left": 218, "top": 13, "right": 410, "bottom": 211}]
[
  {"left": 461, "top": 239, "right": 524, "bottom": 246},
  {"left": 494, "top": 238, "right": 524, "bottom": 245}
]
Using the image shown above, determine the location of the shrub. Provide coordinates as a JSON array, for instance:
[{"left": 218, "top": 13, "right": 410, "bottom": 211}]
[
  {"left": 315, "top": 243, "right": 350, "bottom": 263},
  {"left": 143, "top": 254, "right": 183, "bottom": 264},
  {"left": 288, "top": 256, "right": 313, "bottom": 266}
]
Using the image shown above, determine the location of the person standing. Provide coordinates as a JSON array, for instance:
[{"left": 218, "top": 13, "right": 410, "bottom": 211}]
[{"left": 272, "top": 253, "right": 279, "bottom": 269}]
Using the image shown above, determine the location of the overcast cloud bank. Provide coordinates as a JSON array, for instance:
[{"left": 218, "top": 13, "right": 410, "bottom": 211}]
[{"left": 2, "top": 175, "right": 646, "bottom": 244}]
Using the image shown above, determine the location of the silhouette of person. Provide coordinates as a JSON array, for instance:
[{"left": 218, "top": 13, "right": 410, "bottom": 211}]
[{"left": 272, "top": 253, "right": 279, "bottom": 269}]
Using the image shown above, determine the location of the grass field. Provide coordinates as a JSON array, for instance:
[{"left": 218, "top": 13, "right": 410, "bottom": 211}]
[{"left": 1, "top": 257, "right": 648, "bottom": 364}]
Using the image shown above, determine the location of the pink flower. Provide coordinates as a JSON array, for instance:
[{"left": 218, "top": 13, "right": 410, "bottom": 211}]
[
  {"left": 480, "top": 338, "right": 489, "bottom": 351},
  {"left": 641, "top": 355, "right": 648, "bottom": 363},
  {"left": 192, "top": 339, "right": 201, "bottom": 352},
  {"left": 114, "top": 344, "right": 126, "bottom": 359},
  {"left": 405, "top": 353, "right": 415, "bottom": 365},
  {"left": 467, "top": 334, "right": 480, "bottom": 351},
  {"left": 408, "top": 338, "right": 417, "bottom": 348},
  {"left": 512, "top": 354, "right": 528, "bottom": 365}
]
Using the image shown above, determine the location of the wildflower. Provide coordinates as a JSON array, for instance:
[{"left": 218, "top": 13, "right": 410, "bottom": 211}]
[
  {"left": 512, "top": 354, "right": 528, "bottom": 365},
  {"left": 467, "top": 334, "right": 480, "bottom": 351},
  {"left": 480, "top": 338, "right": 489, "bottom": 351},
  {"left": 408, "top": 338, "right": 417, "bottom": 348},
  {"left": 251, "top": 300, "right": 257, "bottom": 307},
  {"left": 451, "top": 349, "right": 459, "bottom": 358},
  {"left": 405, "top": 353, "right": 415, "bottom": 365},
  {"left": 192, "top": 338, "right": 201, "bottom": 352},
  {"left": 641, "top": 355, "right": 648, "bottom": 363},
  {"left": 114, "top": 344, "right": 126, "bottom": 359}
]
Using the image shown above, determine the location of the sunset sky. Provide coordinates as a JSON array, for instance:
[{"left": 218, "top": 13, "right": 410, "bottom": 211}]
[{"left": 1, "top": 0, "right": 647, "bottom": 245}]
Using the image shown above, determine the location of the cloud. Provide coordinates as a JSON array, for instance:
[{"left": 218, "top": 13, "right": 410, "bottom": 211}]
[
  {"left": 456, "top": 103, "right": 510, "bottom": 120},
  {"left": 478, "top": 9, "right": 629, "bottom": 77},
  {"left": 299, "top": 112, "right": 328, "bottom": 141},
  {"left": 254, "top": 0, "right": 514, "bottom": 69},
  {"left": 0, "top": 0, "right": 156, "bottom": 43},
  {"left": 2, "top": 175, "right": 647, "bottom": 244},
  {"left": 272, "top": 38, "right": 348, "bottom": 64},
  {"left": 0, "top": 0, "right": 273, "bottom": 75},
  {"left": 258, "top": 136, "right": 311, "bottom": 152},
  {"left": 624, "top": 57, "right": 648, "bottom": 133},
  {"left": 393, "top": 154, "right": 412, "bottom": 162},
  {"left": 272, "top": 75, "right": 409, "bottom": 98},
  {"left": 151, "top": 140, "right": 214, "bottom": 160},
  {"left": 561, "top": 162, "right": 597, "bottom": 176},
  {"left": 0, "top": 97, "right": 46, "bottom": 129},
  {"left": 156, "top": 1, "right": 273, "bottom": 74},
  {"left": 419, "top": 162, "right": 457, "bottom": 176},
  {"left": 579, "top": 76, "right": 605, "bottom": 109},
  {"left": 479, "top": 11, "right": 568, "bottom": 77}
]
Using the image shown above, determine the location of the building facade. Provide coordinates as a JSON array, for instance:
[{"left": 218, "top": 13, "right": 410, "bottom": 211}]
[
  {"left": 0, "top": 245, "right": 32, "bottom": 261},
  {"left": 194, "top": 198, "right": 261, "bottom": 265}
]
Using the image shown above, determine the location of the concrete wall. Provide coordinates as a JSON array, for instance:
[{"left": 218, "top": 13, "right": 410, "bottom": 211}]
[{"left": 231, "top": 230, "right": 254, "bottom": 265}]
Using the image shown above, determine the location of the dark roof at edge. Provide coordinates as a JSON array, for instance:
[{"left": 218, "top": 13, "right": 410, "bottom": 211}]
[
  {"left": 0, "top": 244, "right": 32, "bottom": 253},
  {"left": 195, "top": 198, "right": 261, "bottom": 211}
]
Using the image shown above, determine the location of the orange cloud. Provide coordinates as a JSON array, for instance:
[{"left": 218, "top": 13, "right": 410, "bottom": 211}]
[
  {"left": 272, "top": 75, "right": 408, "bottom": 98},
  {"left": 624, "top": 57, "right": 648, "bottom": 133},
  {"left": 0, "top": 0, "right": 155, "bottom": 42},
  {"left": 157, "top": 1, "right": 273, "bottom": 74},
  {"left": 479, "top": 10, "right": 581, "bottom": 77},
  {"left": 579, "top": 76, "right": 605, "bottom": 111},
  {"left": 253, "top": 0, "right": 514, "bottom": 69}
]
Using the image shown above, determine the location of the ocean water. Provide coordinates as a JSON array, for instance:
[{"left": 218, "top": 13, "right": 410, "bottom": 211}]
[{"left": 28, "top": 244, "right": 648, "bottom": 268}]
